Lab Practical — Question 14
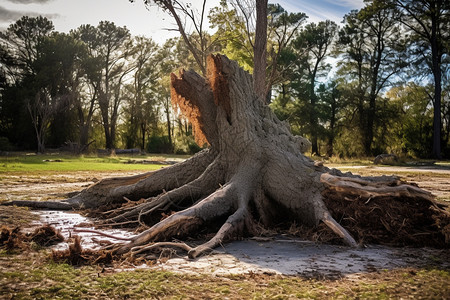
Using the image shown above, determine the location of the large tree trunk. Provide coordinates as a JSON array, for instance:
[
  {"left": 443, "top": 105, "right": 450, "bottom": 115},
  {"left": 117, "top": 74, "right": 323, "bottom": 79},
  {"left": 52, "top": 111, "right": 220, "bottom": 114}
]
[
  {"left": 4, "top": 55, "right": 449, "bottom": 259},
  {"left": 431, "top": 34, "right": 442, "bottom": 159},
  {"left": 253, "top": 0, "right": 268, "bottom": 101}
]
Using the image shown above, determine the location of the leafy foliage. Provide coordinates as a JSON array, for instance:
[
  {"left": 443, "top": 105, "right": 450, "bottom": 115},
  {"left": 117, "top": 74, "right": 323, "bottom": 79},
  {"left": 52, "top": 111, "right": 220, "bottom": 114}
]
[{"left": 0, "top": 1, "right": 449, "bottom": 158}]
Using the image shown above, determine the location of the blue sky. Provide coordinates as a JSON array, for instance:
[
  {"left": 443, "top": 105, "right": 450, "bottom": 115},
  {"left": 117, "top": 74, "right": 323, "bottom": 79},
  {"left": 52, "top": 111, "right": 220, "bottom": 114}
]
[
  {"left": 277, "top": 0, "right": 364, "bottom": 23},
  {"left": 0, "top": 0, "right": 364, "bottom": 44}
]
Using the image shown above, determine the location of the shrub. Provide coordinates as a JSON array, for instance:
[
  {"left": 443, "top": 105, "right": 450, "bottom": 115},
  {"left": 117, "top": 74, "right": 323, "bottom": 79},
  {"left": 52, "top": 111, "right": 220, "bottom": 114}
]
[
  {"left": 0, "top": 137, "right": 14, "bottom": 151},
  {"left": 146, "top": 136, "right": 172, "bottom": 153}
]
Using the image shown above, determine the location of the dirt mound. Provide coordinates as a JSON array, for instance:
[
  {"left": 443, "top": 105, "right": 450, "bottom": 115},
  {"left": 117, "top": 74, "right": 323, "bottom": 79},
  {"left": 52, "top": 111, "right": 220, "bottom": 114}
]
[
  {"left": 322, "top": 193, "right": 450, "bottom": 247},
  {"left": 0, "top": 224, "right": 64, "bottom": 251},
  {"left": 30, "top": 224, "right": 64, "bottom": 246}
]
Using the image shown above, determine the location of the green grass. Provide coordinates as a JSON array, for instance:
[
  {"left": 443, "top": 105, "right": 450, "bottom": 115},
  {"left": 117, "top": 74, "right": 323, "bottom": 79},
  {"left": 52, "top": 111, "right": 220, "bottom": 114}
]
[
  {"left": 1, "top": 253, "right": 449, "bottom": 299},
  {"left": 0, "top": 153, "right": 190, "bottom": 173}
]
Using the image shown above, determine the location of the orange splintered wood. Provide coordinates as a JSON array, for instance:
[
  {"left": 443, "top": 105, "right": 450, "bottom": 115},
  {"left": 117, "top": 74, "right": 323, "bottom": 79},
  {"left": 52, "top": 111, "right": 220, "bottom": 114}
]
[
  {"left": 207, "top": 54, "right": 232, "bottom": 123},
  {"left": 170, "top": 71, "right": 208, "bottom": 146}
]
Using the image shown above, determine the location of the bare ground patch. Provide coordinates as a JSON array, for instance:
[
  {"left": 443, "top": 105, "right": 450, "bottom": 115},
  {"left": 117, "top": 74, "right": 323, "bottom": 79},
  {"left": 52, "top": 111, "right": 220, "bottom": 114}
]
[{"left": 0, "top": 171, "right": 142, "bottom": 202}]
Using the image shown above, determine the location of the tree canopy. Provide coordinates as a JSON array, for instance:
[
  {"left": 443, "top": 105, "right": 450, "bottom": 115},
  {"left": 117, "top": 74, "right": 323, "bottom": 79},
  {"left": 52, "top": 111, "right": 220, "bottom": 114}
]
[{"left": 0, "top": 0, "right": 449, "bottom": 158}]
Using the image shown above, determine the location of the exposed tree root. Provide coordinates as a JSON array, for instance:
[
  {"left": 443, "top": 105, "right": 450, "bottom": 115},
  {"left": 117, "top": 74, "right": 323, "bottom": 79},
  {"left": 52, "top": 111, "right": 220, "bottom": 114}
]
[
  {"left": 113, "top": 183, "right": 236, "bottom": 256},
  {"left": 3, "top": 148, "right": 217, "bottom": 211},
  {"left": 131, "top": 241, "right": 194, "bottom": 256},
  {"left": 2, "top": 54, "right": 449, "bottom": 263},
  {"left": 321, "top": 173, "right": 435, "bottom": 201},
  {"left": 72, "top": 229, "right": 132, "bottom": 241},
  {"left": 101, "top": 159, "right": 225, "bottom": 227},
  {"left": 188, "top": 206, "right": 250, "bottom": 258},
  {"left": 2, "top": 199, "right": 77, "bottom": 210},
  {"left": 321, "top": 212, "right": 358, "bottom": 247}
]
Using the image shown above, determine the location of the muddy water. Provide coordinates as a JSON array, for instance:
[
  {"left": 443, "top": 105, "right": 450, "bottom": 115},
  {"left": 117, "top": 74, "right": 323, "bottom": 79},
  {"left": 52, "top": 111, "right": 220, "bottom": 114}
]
[{"left": 31, "top": 210, "right": 136, "bottom": 250}]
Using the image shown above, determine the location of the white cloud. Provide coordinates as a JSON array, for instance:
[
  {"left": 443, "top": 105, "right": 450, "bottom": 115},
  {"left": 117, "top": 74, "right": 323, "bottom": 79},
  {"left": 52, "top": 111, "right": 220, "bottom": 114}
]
[
  {"left": 0, "top": 5, "right": 24, "bottom": 21},
  {"left": 270, "top": 0, "right": 362, "bottom": 24},
  {"left": 0, "top": 5, "right": 59, "bottom": 25},
  {"left": 323, "top": 0, "right": 364, "bottom": 8},
  {"left": 5, "top": 0, "right": 54, "bottom": 4}
]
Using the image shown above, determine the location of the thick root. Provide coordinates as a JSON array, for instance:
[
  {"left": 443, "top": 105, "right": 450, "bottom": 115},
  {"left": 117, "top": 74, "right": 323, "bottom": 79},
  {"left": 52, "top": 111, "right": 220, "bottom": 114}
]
[
  {"left": 113, "top": 183, "right": 236, "bottom": 255},
  {"left": 321, "top": 211, "right": 358, "bottom": 247},
  {"left": 131, "top": 242, "right": 193, "bottom": 256},
  {"left": 103, "top": 159, "right": 225, "bottom": 225},
  {"left": 1, "top": 199, "right": 78, "bottom": 210},
  {"left": 320, "top": 173, "right": 435, "bottom": 202},
  {"left": 188, "top": 207, "right": 249, "bottom": 258},
  {"left": 1, "top": 149, "right": 216, "bottom": 211}
]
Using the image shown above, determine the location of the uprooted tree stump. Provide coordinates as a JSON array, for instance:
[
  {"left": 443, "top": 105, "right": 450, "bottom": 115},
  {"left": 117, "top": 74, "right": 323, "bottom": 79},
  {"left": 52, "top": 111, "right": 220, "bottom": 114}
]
[{"left": 4, "top": 54, "right": 449, "bottom": 259}]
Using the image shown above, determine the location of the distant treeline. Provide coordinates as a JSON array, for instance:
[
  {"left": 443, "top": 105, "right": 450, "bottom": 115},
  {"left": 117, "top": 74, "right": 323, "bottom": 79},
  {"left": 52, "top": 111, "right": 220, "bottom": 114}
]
[{"left": 0, "top": 0, "right": 448, "bottom": 158}]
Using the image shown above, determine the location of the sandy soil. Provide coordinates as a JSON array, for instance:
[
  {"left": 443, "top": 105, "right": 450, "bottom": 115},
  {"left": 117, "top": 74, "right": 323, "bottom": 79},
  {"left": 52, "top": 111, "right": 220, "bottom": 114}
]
[
  {"left": 1, "top": 165, "right": 449, "bottom": 278},
  {"left": 23, "top": 210, "right": 449, "bottom": 278},
  {"left": 0, "top": 171, "right": 142, "bottom": 202}
]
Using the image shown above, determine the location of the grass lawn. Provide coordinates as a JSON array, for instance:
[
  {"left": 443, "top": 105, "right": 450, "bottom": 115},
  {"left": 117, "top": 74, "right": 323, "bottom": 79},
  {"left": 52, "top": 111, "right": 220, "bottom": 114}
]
[
  {"left": 0, "top": 152, "right": 190, "bottom": 173},
  {"left": 1, "top": 249, "right": 448, "bottom": 299},
  {"left": 1, "top": 206, "right": 448, "bottom": 300}
]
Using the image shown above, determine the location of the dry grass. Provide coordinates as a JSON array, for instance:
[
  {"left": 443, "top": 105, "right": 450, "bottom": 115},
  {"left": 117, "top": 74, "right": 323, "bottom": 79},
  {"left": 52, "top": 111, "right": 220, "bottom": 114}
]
[{"left": 1, "top": 250, "right": 448, "bottom": 299}]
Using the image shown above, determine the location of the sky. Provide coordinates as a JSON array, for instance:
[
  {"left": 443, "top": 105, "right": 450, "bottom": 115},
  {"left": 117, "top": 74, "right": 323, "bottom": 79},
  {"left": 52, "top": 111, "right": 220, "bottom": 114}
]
[{"left": 0, "top": 0, "right": 365, "bottom": 44}]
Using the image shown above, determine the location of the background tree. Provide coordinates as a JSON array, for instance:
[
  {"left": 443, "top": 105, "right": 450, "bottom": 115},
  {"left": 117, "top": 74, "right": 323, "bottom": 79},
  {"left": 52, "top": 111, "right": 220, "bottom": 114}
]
[
  {"left": 266, "top": 4, "right": 307, "bottom": 99},
  {"left": 0, "top": 16, "right": 55, "bottom": 152},
  {"left": 290, "top": 20, "right": 338, "bottom": 155},
  {"left": 317, "top": 81, "right": 341, "bottom": 157},
  {"left": 152, "top": 38, "right": 188, "bottom": 153},
  {"left": 30, "top": 32, "right": 86, "bottom": 152},
  {"left": 392, "top": 0, "right": 450, "bottom": 158},
  {"left": 442, "top": 69, "right": 450, "bottom": 153},
  {"left": 122, "top": 36, "right": 159, "bottom": 150},
  {"left": 209, "top": 0, "right": 254, "bottom": 71},
  {"left": 132, "top": 0, "right": 219, "bottom": 76},
  {"left": 0, "top": 16, "right": 54, "bottom": 77},
  {"left": 336, "top": 2, "right": 405, "bottom": 156},
  {"left": 387, "top": 83, "right": 434, "bottom": 157},
  {"left": 253, "top": 0, "right": 268, "bottom": 100},
  {"left": 43, "top": 33, "right": 88, "bottom": 148},
  {"left": 77, "top": 21, "right": 132, "bottom": 150}
]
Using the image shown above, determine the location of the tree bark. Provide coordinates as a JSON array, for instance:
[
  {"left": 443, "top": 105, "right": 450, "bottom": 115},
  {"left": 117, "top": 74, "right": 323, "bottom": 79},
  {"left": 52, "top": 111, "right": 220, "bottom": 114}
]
[
  {"left": 253, "top": 0, "right": 268, "bottom": 101},
  {"left": 4, "top": 54, "right": 449, "bottom": 259},
  {"left": 431, "top": 15, "right": 442, "bottom": 159}
]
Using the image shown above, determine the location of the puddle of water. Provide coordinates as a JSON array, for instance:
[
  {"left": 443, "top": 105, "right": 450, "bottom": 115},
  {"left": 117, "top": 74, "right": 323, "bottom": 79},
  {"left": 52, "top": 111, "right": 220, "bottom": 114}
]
[
  {"left": 29, "top": 211, "right": 449, "bottom": 276},
  {"left": 31, "top": 210, "right": 136, "bottom": 250}
]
